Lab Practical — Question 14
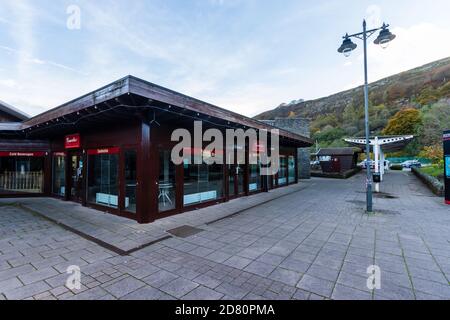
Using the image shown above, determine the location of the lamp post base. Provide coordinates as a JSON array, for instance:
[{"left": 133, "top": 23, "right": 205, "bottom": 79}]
[{"left": 374, "top": 183, "right": 380, "bottom": 193}]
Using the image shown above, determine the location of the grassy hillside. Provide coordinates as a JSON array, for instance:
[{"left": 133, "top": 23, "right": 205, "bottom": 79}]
[{"left": 255, "top": 57, "right": 450, "bottom": 156}]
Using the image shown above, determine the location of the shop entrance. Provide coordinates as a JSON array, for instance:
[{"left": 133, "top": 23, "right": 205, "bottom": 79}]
[
  {"left": 69, "top": 151, "right": 84, "bottom": 203},
  {"left": 228, "top": 163, "right": 245, "bottom": 198}
]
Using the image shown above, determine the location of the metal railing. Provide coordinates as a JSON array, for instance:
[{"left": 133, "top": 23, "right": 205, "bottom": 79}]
[{"left": 0, "top": 171, "right": 44, "bottom": 193}]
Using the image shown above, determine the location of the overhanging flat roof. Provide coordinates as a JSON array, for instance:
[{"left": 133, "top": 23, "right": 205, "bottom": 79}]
[
  {"left": 0, "top": 100, "right": 29, "bottom": 121},
  {"left": 317, "top": 147, "right": 362, "bottom": 156},
  {"left": 345, "top": 135, "right": 415, "bottom": 152},
  {"left": 3, "top": 76, "right": 312, "bottom": 146}
]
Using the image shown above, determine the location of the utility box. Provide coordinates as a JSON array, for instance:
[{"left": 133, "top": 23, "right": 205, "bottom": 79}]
[
  {"left": 373, "top": 172, "right": 381, "bottom": 183},
  {"left": 444, "top": 130, "right": 450, "bottom": 205}
]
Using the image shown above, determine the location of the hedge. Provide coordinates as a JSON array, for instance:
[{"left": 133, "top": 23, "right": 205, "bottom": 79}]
[{"left": 411, "top": 167, "right": 444, "bottom": 197}]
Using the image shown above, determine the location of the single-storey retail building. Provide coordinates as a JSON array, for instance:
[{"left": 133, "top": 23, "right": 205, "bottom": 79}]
[
  {"left": 0, "top": 76, "right": 313, "bottom": 224},
  {"left": 317, "top": 147, "right": 362, "bottom": 173}
]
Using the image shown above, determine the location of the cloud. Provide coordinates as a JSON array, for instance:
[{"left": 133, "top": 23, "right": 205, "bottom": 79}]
[
  {"left": 207, "top": 0, "right": 248, "bottom": 7},
  {"left": 0, "top": 45, "right": 86, "bottom": 75},
  {"left": 366, "top": 4, "right": 382, "bottom": 28},
  {"left": 0, "top": 79, "right": 17, "bottom": 88},
  {"left": 1, "top": 1, "right": 450, "bottom": 119},
  {"left": 366, "top": 22, "right": 450, "bottom": 82}
]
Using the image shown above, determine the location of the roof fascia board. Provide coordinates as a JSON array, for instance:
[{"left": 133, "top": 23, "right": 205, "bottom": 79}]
[
  {"left": 23, "top": 76, "right": 131, "bottom": 127},
  {"left": 128, "top": 76, "right": 313, "bottom": 145}
]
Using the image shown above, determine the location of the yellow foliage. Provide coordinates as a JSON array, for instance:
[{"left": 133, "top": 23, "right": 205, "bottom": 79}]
[
  {"left": 419, "top": 144, "right": 444, "bottom": 164},
  {"left": 382, "top": 108, "right": 422, "bottom": 135}
]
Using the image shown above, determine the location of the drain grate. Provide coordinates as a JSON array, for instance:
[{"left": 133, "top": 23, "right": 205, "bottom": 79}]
[
  {"left": 167, "top": 225, "right": 204, "bottom": 238},
  {"left": 347, "top": 200, "right": 366, "bottom": 206},
  {"left": 374, "top": 193, "right": 398, "bottom": 199},
  {"left": 356, "top": 191, "right": 398, "bottom": 199},
  {"left": 375, "top": 209, "right": 401, "bottom": 215}
]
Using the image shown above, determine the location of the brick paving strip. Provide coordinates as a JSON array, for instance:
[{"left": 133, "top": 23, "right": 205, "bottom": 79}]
[
  {"left": 15, "top": 204, "right": 171, "bottom": 256},
  {"left": 0, "top": 183, "right": 310, "bottom": 256}
]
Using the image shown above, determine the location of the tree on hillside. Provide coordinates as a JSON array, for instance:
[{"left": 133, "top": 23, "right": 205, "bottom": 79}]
[
  {"left": 382, "top": 108, "right": 422, "bottom": 136},
  {"left": 419, "top": 144, "right": 444, "bottom": 165},
  {"left": 418, "top": 101, "right": 450, "bottom": 146},
  {"left": 288, "top": 111, "right": 296, "bottom": 118}
]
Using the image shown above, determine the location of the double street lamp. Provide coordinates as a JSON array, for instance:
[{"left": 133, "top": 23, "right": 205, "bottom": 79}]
[{"left": 337, "top": 21, "right": 396, "bottom": 213}]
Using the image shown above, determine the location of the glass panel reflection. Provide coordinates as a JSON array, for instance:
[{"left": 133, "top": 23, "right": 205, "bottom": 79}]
[
  {"left": 52, "top": 154, "right": 66, "bottom": 196},
  {"left": 183, "top": 150, "right": 224, "bottom": 206},
  {"left": 278, "top": 156, "right": 287, "bottom": 186},
  {"left": 288, "top": 155, "right": 296, "bottom": 183},
  {"left": 124, "top": 150, "right": 137, "bottom": 213},
  {"left": 87, "top": 151, "right": 119, "bottom": 208},
  {"left": 159, "top": 150, "right": 176, "bottom": 212}
]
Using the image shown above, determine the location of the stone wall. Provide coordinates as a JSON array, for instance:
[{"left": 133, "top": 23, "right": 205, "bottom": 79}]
[{"left": 261, "top": 118, "right": 311, "bottom": 179}]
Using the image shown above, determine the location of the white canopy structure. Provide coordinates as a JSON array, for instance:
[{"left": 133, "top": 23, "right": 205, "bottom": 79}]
[{"left": 344, "top": 135, "right": 415, "bottom": 191}]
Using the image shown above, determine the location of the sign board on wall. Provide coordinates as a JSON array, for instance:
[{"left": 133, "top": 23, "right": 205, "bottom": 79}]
[
  {"left": 65, "top": 134, "right": 81, "bottom": 149},
  {"left": 0, "top": 151, "right": 46, "bottom": 157},
  {"left": 444, "top": 130, "right": 450, "bottom": 205},
  {"left": 446, "top": 156, "right": 450, "bottom": 179},
  {"left": 87, "top": 147, "right": 120, "bottom": 155}
]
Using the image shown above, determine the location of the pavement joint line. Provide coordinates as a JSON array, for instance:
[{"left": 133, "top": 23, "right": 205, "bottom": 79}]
[
  {"left": 206, "top": 185, "right": 310, "bottom": 226},
  {"left": 396, "top": 233, "right": 417, "bottom": 300},
  {"left": 16, "top": 203, "right": 172, "bottom": 257},
  {"left": 419, "top": 234, "right": 450, "bottom": 284},
  {"left": 332, "top": 220, "right": 360, "bottom": 299},
  {"left": 372, "top": 229, "right": 377, "bottom": 300},
  {"left": 293, "top": 221, "right": 340, "bottom": 298},
  {"left": 7, "top": 184, "right": 311, "bottom": 257}
]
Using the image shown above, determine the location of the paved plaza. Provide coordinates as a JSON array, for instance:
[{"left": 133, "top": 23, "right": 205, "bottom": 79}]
[{"left": 0, "top": 171, "right": 449, "bottom": 300}]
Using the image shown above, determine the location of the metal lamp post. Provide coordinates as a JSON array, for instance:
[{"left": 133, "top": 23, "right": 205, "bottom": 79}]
[{"left": 338, "top": 21, "right": 396, "bottom": 213}]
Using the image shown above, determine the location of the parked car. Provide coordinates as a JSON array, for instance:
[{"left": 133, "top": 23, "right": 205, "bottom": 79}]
[
  {"left": 401, "top": 160, "right": 422, "bottom": 169},
  {"left": 358, "top": 160, "right": 374, "bottom": 169}
]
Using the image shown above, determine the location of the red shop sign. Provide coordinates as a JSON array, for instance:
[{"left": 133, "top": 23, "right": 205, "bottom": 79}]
[
  {"left": 87, "top": 147, "right": 120, "bottom": 155},
  {"left": 0, "top": 151, "right": 46, "bottom": 157},
  {"left": 65, "top": 134, "right": 81, "bottom": 149}
]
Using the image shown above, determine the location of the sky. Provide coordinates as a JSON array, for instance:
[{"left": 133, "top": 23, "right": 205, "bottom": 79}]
[{"left": 0, "top": 0, "right": 450, "bottom": 117}]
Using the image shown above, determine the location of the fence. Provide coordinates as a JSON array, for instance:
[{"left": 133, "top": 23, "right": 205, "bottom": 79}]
[{"left": 0, "top": 171, "right": 44, "bottom": 193}]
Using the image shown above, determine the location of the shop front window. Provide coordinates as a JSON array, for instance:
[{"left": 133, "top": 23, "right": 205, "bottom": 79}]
[
  {"left": 159, "top": 150, "right": 176, "bottom": 212},
  {"left": 228, "top": 164, "right": 236, "bottom": 197},
  {"left": 124, "top": 150, "right": 137, "bottom": 213},
  {"left": 183, "top": 150, "right": 224, "bottom": 206},
  {"left": 52, "top": 153, "right": 66, "bottom": 196},
  {"left": 249, "top": 154, "right": 261, "bottom": 192},
  {"left": 87, "top": 148, "right": 119, "bottom": 208},
  {"left": 288, "top": 155, "right": 296, "bottom": 183},
  {"left": 278, "top": 155, "right": 287, "bottom": 186},
  {"left": 0, "top": 152, "right": 45, "bottom": 194}
]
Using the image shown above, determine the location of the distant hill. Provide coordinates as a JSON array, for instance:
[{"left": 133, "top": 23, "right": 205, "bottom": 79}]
[{"left": 255, "top": 57, "right": 450, "bottom": 154}]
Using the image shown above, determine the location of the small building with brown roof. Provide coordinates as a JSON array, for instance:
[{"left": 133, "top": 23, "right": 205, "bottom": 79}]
[{"left": 317, "top": 147, "right": 362, "bottom": 173}]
